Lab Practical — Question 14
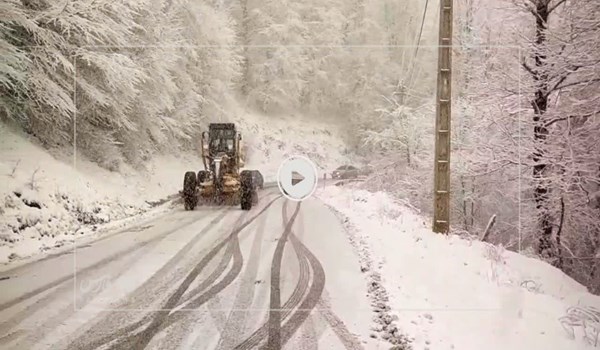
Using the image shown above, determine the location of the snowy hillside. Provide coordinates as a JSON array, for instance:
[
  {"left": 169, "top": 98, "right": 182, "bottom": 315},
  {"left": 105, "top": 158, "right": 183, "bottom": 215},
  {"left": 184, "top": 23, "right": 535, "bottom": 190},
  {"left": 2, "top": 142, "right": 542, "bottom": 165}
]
[
  {"left": 235, "top": 109, "right": 359, "bottom": 182},
  {"left": 0, "top": 115, "right": 351, "bottom": 265},
  {"left": 0, "top": 125, "right": 200, "bottom": 264},
  {"left": 316, "top": 186, "right": 600, "bottom": 350}
]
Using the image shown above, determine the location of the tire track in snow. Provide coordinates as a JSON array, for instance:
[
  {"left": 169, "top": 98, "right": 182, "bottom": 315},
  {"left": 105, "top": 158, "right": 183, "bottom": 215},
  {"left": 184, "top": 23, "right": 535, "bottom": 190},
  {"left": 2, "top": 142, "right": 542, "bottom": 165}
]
[
  {"left": 0, "top": 236, "right": 155, "bottom": 349},
  {"left": 0, "top": 209, "right": 219, "bottom": 349},
  {"left": 265, "top": 201, "right": 303, "bottom": 349},
  {"left": 0, "top": 329, "right": 25, "bottom": 347},
  {"left": 286, "top": 203, "right": 362, "bottom": 350},
  {"left": 316, "top": 296, "right": 364, "bottom": 350},
  {"left": 105, "top": 231, "right": 238, "bottom": 349},
  {"left": 152, "top": 212, "right": 250, "bottom": 349},
  {"left": 234, "top": 200, "right": 309, "bottom": 350},
  {"left": 0, "top": 212, "right": 210, "bottom": 313},
  {"left": 154, "top": 192, "right": 281, "bottom": 349},
  {"left": 89, "top": 196, "right": 281, "bottom": 350},
  {"left": 295, "top": 313, "right": 319, "bottom": 350},
  {"left": 63, "top": 208, "right": 232, "bottom": 350},
  {"left": 152, "top": 237, "right": 245, "bottom": 349},
  {"left": 291, "top": 208, "right": 319, "bottom": 350},
  {"left": 177, "top": 211, "right": 247, "bottom": 307},
  {"left": 163, "top": 193, "right": 283, "bottom": 348},
  {"left": 215, "top": 206, "right": 270, "bottom": 350},
  {"left": 254, "top": 199, "right": 363, "bottom": 350},
  {"left": 176, "top": 191, "right": 280, "bottom": 309},
  {"left": 295, "top": 209, "right": 364, "bottom": 350},
  {"left": 265, "top": 224, "right": 325, "bottom": 349}
]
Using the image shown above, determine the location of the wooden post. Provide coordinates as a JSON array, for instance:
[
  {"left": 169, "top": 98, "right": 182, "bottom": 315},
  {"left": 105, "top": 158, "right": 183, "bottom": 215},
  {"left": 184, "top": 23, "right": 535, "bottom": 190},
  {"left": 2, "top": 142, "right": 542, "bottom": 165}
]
[{"left": 433, "top": 0, "right": 453, "bottom": 233}]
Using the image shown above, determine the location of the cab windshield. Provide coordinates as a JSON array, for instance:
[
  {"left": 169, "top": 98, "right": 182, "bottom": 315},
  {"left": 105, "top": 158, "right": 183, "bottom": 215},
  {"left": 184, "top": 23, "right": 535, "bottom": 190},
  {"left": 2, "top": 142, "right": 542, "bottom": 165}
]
[{"left": 209, "top": 129, "right": 236, "bottom": 154}]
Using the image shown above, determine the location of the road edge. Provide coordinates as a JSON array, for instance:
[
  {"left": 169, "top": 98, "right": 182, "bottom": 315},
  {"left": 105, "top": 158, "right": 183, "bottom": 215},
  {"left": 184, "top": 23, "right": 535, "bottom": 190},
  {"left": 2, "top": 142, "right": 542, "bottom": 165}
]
[
  {"left": 316, "top": 195, "right": 414, "bottom": 349},
  {"left": 0, "top": 193, "right": 181, "bottom": 274}
]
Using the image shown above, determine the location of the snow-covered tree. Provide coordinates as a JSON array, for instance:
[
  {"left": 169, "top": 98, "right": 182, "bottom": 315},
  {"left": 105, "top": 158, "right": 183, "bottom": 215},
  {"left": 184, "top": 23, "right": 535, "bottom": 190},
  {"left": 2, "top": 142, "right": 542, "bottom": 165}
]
[
  {"left": 451, "top": 0, "right": 600, "bottom": 292},
  {"left": 1, "top": 0, "right": 242, "bottom": 170},
  {"left": 0, "top": 0, "right": 32, "bottom": 123},
  {"left": 241, "top": 0, "right": 309, "bottom": 112}
]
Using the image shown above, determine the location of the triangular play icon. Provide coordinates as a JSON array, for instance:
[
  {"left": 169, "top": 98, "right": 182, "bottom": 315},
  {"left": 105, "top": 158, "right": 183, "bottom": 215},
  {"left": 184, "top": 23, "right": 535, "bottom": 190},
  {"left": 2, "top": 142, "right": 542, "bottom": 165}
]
[{"left": 291, "top": 171, "right": 305, "bottom": 186}]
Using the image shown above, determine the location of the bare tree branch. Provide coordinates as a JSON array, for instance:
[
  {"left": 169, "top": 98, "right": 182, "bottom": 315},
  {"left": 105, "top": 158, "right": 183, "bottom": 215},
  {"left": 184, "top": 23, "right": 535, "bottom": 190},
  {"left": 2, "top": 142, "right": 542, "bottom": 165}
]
[
  {"left": 553, "top": 77, "right": 600, "bottom": 92},
  {"left": 522, "top": 61, "right": 536, "bottom": 76},
  {"left": 548, "top": 0, "right": 568, "bottom": 14},
  {"left": 544, "top": 111, "right": 597, "bottom": 127}
]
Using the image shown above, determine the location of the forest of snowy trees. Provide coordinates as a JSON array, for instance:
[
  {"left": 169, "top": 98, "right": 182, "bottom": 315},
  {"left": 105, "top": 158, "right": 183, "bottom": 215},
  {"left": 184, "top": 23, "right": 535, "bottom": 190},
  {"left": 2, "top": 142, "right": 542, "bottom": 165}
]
[
  {"left": 1, "top": 0, "right": 599, "bottom": 293},
  {"left": 0, "top": 0, "right": 439, "bottom": 168},
  {"left": 450, "top": 0, "right": 600, "bottom": 294}
]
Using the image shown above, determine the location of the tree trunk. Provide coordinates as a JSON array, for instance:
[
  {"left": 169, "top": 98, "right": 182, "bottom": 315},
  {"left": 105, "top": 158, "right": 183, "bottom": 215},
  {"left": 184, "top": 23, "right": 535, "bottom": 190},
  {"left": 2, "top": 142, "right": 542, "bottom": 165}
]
[
  {"left": 460, "top": 175, "right": 470, "bottom": 231},
  {"left": 530, "top": 1, "right": 555, "bottom": 259},
  {"left": 481, "top": 214, "right": 497, "bottom": 242},
  {"left": 240, "top": 0, "right": 250, "bottom": 96}
]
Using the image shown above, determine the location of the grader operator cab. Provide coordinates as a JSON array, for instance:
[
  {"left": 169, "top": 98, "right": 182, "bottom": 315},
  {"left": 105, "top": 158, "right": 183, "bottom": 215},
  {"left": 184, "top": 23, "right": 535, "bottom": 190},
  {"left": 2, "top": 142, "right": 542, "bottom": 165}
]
[{"left": 182, "top": 123, "right": 260, "bottom": 211}]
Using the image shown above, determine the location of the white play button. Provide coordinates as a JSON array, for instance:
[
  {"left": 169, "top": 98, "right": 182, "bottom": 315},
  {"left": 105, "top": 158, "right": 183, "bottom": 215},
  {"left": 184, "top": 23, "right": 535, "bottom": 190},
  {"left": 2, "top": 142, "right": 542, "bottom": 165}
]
[{"left": 277, "top": 156, "right": 318, "bottom": 201}]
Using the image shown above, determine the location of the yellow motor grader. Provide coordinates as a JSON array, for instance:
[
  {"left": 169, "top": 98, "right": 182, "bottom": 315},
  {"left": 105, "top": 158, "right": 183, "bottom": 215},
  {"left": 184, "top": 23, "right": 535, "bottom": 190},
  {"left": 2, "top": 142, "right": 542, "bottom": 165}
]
[{"left": 182, "top": 123, "right": 259, "bottom": 210}]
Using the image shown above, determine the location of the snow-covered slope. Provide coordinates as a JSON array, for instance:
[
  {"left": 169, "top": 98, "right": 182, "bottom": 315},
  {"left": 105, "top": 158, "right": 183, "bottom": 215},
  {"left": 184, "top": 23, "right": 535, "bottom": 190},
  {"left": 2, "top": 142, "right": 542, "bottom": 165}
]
[
  {"left": 0, "top": 126, "right": 203, "bottom": 264},
  {"left": 234, "top": 109, "right": 358, "bottom": 182},
  {"left": 316, "top": 186, "right": 600, "bottom": 350},
  {"left": 0, "top": 112, "right": 352, "bottom": 265}
]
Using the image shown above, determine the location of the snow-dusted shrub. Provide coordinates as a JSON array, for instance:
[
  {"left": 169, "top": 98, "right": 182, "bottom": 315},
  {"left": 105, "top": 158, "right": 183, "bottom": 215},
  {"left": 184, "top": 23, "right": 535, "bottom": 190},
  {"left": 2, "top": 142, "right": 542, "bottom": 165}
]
[
  {"left": 484, "top": 243, "right": 507, "bottom": 283},
  {"left": 560, "top": 306, "right": 600, "bottom": 347},
  {"left": 520, "top": 279, "right": 542, "bottom": 294}
]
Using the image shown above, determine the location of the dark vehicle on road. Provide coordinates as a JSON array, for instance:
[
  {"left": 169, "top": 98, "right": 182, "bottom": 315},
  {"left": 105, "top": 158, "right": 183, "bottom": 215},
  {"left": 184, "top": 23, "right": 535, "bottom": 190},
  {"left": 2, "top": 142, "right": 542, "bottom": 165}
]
[{"left": 331, "top": 165, "right": 360, "bottom": 179}]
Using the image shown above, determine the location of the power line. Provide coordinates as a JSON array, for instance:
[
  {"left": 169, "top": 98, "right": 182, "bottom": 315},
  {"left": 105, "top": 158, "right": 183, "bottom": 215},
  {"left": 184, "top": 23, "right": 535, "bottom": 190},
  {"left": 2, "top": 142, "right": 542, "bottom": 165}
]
[
  {"left": 413, "top": 0, "right": 430, "bottom": 63},
  {"left": 404, "top": 0, "right": 430, "bottom": 95}
]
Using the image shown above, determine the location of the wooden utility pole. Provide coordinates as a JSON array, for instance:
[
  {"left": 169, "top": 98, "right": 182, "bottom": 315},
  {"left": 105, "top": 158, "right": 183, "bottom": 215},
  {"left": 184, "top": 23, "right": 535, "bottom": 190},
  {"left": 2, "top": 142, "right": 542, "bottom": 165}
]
[{"left": 433, "top": 0, "right": 453, "bottom": 233}]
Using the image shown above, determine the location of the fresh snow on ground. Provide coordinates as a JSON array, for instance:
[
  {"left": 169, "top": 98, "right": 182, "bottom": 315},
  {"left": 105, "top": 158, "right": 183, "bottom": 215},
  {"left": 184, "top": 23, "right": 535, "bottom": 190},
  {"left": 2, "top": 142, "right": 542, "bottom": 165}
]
[
  {"left": 316, "top": 186, "right": 600, "bottom": 350},
  {"left": 0, "top": 112, "right": 352, "bottom": 265}
]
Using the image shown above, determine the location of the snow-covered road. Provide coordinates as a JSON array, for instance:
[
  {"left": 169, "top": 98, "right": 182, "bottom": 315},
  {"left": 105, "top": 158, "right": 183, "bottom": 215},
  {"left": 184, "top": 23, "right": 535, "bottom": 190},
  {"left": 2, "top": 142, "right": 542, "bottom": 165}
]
[{"left": 0, "top": 188, "right": 376, "bottom": 350}]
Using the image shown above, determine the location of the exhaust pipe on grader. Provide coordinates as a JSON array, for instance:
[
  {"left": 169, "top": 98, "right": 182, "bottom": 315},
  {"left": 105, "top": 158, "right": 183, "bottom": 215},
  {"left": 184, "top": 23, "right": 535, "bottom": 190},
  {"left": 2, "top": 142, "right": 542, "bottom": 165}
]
[{"left": 182, "top": 123, "right": 260, "bottom": 211}]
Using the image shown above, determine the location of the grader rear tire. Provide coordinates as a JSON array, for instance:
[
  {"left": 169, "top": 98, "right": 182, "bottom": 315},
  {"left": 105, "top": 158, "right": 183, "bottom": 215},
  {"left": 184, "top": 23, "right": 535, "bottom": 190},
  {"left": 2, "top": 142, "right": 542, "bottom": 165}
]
[
  {"left": 240, "top": 170, "right": 254, "bottom": 210},
  {"left": 183, "top": 171, "right": 197, "bottom": 211}
]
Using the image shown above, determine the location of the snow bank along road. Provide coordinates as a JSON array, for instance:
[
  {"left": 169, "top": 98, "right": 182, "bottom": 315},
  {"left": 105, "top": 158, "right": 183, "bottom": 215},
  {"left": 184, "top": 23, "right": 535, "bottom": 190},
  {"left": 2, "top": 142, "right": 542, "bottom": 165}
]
[{"left": 0, "top": 188, "right": 374, "bottom": 350}]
